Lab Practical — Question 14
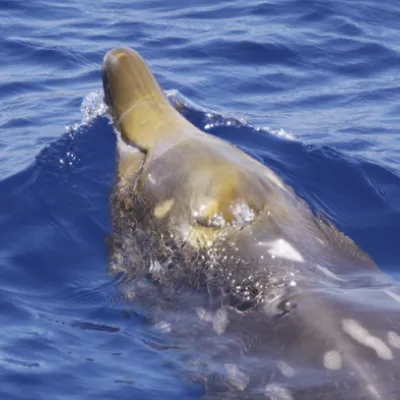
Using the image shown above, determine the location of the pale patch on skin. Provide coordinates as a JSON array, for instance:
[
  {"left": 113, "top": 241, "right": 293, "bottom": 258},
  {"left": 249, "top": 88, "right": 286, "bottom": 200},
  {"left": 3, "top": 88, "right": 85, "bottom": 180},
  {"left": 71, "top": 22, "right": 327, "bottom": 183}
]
[
  {"left": 103, "top": 52, "right": 122, "bottom": 69},
  {"left": 383, "top": 289, "right": 400, "bottom": 303},
  {"left": 196, "top": 307, "right": 213, "bottom": 322},
  {"left": 387, "top": 331, "right": 400, "bottom": 349},
  {"left": 196, "top": 307, "right": 229, "bottom": 335},
  {"left": 123, "top": 290, "right": 136, "bottom": 301},
  {"left": 154, "top": 321, "right": 171, "bottom": 333},
  {"left": 224, "top": 363, "right": 249, "bottom": 391},
  {"left": 260, "top": 239, "right": 304, "bottom": 263},
  {"left": 154, "top": 199, "right": 174, "bottom": 219},
  {"left": 265, "top": 383, "right": 293, "bottom": 400},
  {"left": 341, "top": 319, "right": 393, "bottom": 360},
  {"left": 276, "top": 360, "right": 296, "bottom": 377},
  {"left": 315, "top": 264, "right": 346, "bottom": 281},
  {"left": 323, "top": 350, "right": 342, "bottom": 370},
  {"left": 212, "top": 307, "right": 229, "bottom": 335}
]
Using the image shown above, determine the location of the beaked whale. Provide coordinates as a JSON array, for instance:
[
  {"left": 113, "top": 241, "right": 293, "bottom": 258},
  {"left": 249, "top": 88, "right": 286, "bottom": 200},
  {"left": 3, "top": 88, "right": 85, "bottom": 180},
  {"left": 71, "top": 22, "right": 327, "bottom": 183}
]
[{"left": 102, "top": 47, "right": 400, "bottom": 399}]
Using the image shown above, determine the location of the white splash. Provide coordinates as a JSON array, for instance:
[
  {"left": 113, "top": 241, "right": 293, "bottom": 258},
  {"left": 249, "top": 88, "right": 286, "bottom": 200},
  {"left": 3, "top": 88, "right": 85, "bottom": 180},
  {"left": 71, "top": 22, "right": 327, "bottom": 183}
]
[
  {"left": 231, "top": 200, "right": 255, "bottom": 225},
  {"left": 262, "top": 239, "right": 304, "bottom": 263},
  {"left": 164, "top": 89, "right": 297, "bottom": 141},
  {"left": 66, "top": 90, "right": 108, "bottom": 132},
  {"left": 341, "top": 319, "right": 393, "bottom": 360}
]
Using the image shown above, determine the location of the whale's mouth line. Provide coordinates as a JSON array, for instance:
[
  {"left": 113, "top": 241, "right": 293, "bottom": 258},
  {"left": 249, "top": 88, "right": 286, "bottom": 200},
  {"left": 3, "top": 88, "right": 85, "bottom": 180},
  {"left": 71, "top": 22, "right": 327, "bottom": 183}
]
[
  {"left": 102, "top": 66, "right": 112, "bottom": 108},
  {"left": 117, "top": 128, "right": 148, "bottom": 155},
  {"left": 114, "top": 97, "right": 159, "bottom": 127}
]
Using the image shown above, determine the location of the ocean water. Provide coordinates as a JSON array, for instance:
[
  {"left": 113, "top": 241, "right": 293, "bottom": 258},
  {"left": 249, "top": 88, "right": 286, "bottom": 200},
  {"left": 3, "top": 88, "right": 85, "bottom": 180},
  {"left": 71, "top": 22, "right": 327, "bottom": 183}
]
[{"left": 0, "top": 0, "right": 400, "bottom": 398}]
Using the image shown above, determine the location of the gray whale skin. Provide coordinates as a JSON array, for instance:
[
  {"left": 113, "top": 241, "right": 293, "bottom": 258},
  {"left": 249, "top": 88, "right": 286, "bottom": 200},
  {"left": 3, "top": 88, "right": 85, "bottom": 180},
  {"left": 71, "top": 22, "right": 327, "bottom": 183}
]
[{"left": 102, "top": 47, "right": 400, "bottom": 400}]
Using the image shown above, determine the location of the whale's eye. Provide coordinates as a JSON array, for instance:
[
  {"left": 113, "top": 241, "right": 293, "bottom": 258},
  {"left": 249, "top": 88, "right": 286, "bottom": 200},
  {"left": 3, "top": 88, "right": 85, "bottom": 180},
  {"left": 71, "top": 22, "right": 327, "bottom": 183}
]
[
  {"left": 275, "top": 298, "right": 297, "bottom": 319},
  {"left": 224, "top": 293, "right": 257, "bottom": 312},
  {"left": 223, "top": 284, "right": 261, "bottom": 312}
]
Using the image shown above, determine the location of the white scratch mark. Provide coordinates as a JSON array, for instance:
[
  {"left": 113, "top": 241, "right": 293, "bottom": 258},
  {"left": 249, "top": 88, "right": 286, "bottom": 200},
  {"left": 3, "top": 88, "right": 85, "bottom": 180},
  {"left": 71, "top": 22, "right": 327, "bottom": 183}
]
[
  {"left": 315, "top": 264, "right": 345, "bottom": 281},
  {"left": 149, "top": 260, "right": 162, "bottom": 274},
  {"left": 342, "top": 319, "right": 393, "bottom": 360},
  {"left": 276, "top": 361, "right": 296, "bottom": 377},
  {"left": 366, "top": 384, "right": 383, "bottom": 400},
  {"left": 387, "top": 331, "right": 400, "bottom": 349},
  {"left": 384, "top": 289, "right": 400, "bottom": 303}
]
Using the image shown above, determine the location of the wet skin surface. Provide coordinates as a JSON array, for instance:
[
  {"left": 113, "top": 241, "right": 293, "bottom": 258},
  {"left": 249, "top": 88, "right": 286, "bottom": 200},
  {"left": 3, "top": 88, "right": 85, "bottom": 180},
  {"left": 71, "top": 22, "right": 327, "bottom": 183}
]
[{"left": 103, "top": 48, "right": 400, "bottom": 399}]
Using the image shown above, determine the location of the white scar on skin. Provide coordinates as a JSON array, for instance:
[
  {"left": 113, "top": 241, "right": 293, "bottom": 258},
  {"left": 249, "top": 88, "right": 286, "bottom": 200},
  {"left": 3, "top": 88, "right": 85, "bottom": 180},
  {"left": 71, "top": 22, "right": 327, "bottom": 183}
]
[
  {"left": 315, "top": 264, "right": 346, "bottom": 281},
  {"left": 383, "top": 289, "right": 400, "bottom": 303},
  {"left": 323, "top": 350, "right": 342, "bottom": 370},
  {"left": 265, "top": 383, "right": 293, "bottom": 400},
  {"left": 276, "top": 360, "right": 296, "bottom": 377},
  {"left": 387, "top": 331, "right": 400, "bottom": 349},
  {"left": 212, "top": 307, "right": 229, "bottom": 335},
  {"left": 196, "top": 307, "right": 229, "bottom": 335},
  {"left": 260, "top": 239, "right": 304, "bottom": 263},
  {"left": 196, "top": 307, "right": 213, "bottom": 322},
  {"left": 154, "top": 321, "right": 171, "bottom": 333},
  {"left": 341, "top": 319, "right": 393, "bottom": 360},
  {"left": 224, "top": 363, "right": 249, "bottom": 391}
]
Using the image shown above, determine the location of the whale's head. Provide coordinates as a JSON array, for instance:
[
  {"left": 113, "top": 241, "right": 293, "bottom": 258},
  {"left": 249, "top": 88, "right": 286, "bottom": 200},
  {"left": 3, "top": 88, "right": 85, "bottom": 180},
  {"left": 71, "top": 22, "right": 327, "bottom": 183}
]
[
  {"left": 102, "top": 48, "right": 305, "bottom": 252},
  {"left": 102, "top": 47, "right": 193, "bottom": 152},
  {"left": 102, "top": 47, "right": 400, "bottom": 400}
]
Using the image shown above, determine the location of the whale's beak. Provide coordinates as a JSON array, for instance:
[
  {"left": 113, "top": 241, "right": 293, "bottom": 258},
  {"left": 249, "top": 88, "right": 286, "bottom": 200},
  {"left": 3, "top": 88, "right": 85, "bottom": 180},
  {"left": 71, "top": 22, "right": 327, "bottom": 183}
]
[{"left": 102, "top": 47, "right": 192, "bottom": 151}]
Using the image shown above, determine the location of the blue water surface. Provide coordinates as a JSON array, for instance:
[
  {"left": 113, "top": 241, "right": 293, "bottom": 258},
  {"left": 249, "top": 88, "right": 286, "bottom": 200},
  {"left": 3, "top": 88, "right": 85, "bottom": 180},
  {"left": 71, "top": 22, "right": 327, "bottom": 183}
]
[{"left": 0, "top": 0, "right": 400, "bottom": 398}]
